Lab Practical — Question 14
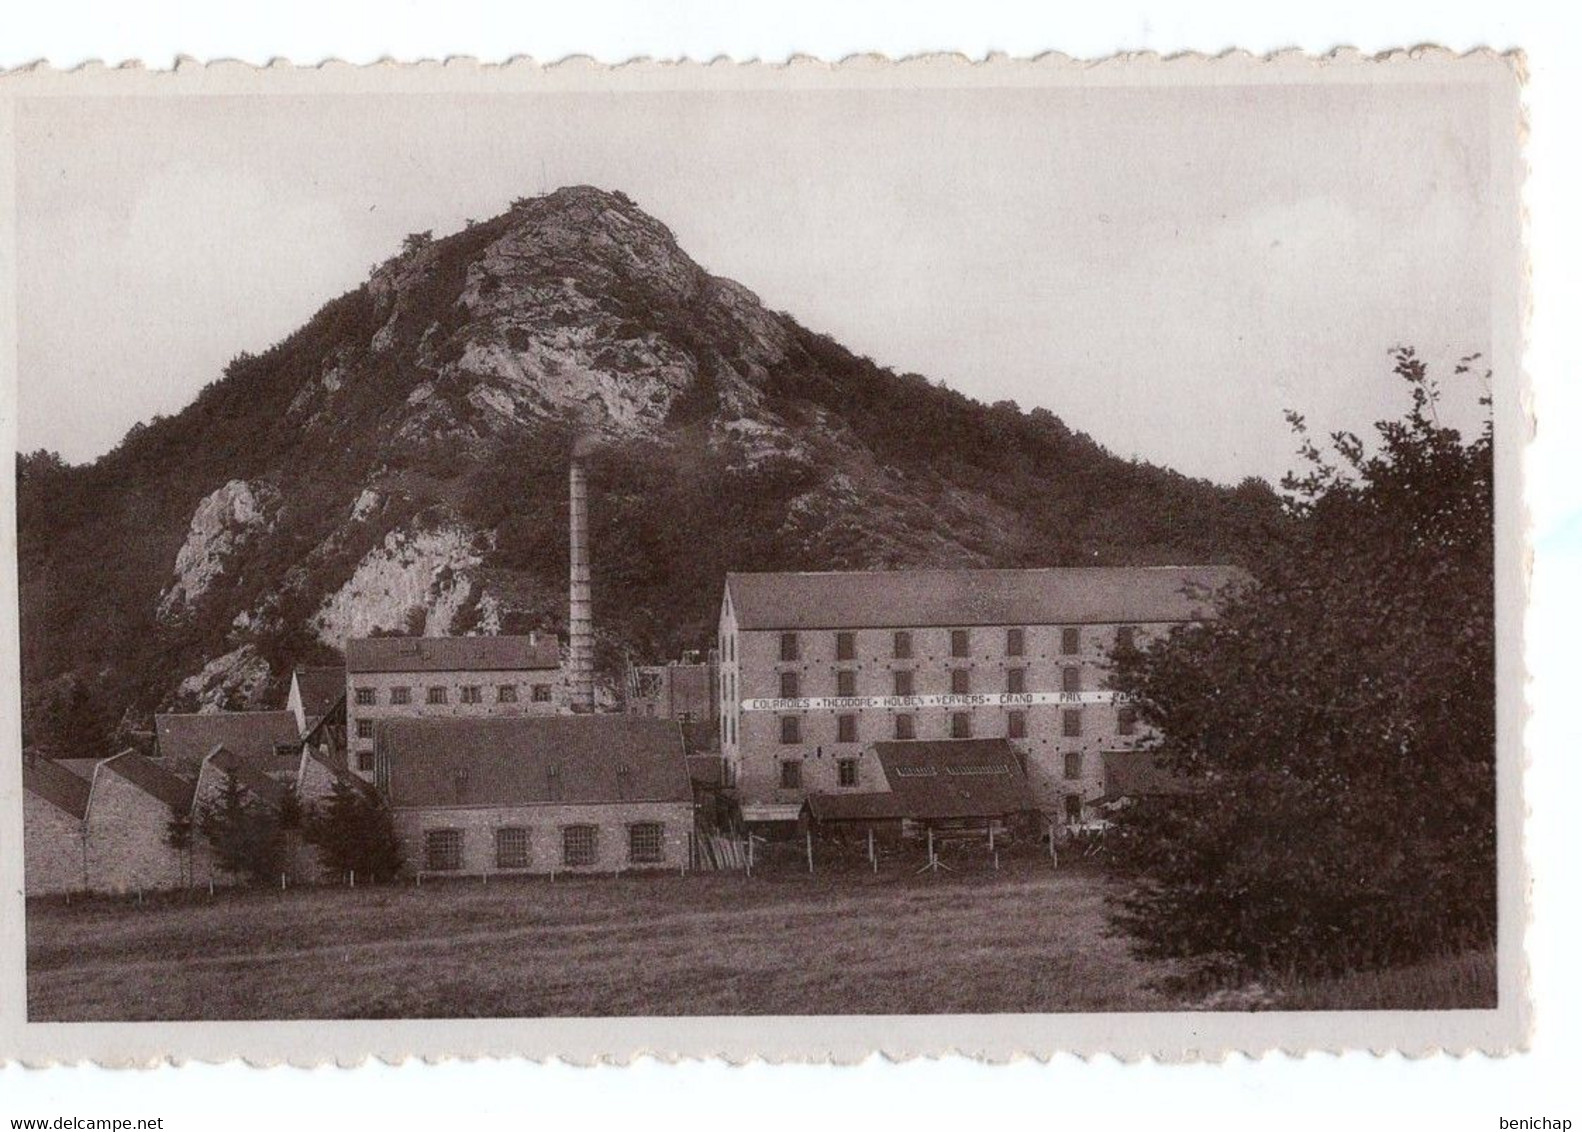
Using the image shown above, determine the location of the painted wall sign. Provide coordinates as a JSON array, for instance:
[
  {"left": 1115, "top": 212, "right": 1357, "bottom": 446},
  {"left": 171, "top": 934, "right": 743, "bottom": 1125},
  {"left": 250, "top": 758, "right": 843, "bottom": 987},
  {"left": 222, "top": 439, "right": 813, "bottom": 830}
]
[{"left": 741, "top": 691, "right": 1136, "bottom": 712}]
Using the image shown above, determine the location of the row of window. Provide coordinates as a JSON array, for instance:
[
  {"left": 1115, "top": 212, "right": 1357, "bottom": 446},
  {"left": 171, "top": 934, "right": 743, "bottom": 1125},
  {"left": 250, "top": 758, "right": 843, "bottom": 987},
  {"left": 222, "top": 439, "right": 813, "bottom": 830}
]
[
  {"left": 774, "top": 626, "right": 1137, "bottom": 663},
  {"left": 422, "top": 822, "right": 668, "bottom": 871},
  {"left": 777, "top": 706, "right": 1136, "bottom": 743},
  {"left": 775, "top": 665, "right": 1084, "bottom": 699},
  {"left": 775, "top": 751, "right": 1091, "bottom": 790},
  {"left": 354, "top": 684, "right": 554, "bottom": 708}
]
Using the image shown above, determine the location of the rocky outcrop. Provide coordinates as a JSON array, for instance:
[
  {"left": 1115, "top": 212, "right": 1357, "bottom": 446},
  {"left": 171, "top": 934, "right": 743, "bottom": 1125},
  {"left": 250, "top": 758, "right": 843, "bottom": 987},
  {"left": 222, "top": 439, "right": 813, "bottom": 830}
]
[
  {"left": 157, "top": 480, "right": 280, "bottom": 621},
  {"left": 311, "top": 523, "right": 488, "bottom": 645},
  {"left": 175, "top": 643, "right": 274, "bottom": 711}
]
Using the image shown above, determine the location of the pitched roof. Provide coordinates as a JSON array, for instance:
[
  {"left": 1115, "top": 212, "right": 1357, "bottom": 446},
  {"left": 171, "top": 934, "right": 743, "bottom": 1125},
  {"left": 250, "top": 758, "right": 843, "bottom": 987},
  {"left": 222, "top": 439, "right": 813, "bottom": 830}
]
[
  {"left": 54, "top": 758, "right": 105, "bottom": 782},
  {"left": 101, "top": 750, "right": 197, "bottom": 812},
  {"left": 726, "top": 566, "right": 1248, "bottom": 631},
  {"left": 380, "top": 716, "right": 692, "bottom": 809},
  {"left": 202, "top": 746, "right": 289, "bottom": 805},
  {"left": 23, "top": 757, "right": 92, "bottom": 820},
  {"left": 805, "top": 739, "right": 1036, "bottom": 822},
  {"left": 1102, "top": 750, "right": 1193, "bottom": 799},
  {"left": 345, "top": 635, "right": 560, "bottom": 674},
  {"left": 154, "top": 711, "right": 302, "bottom": 776},
  {"left": 292, "top": 666, "right": 346, "bottom": 731}
]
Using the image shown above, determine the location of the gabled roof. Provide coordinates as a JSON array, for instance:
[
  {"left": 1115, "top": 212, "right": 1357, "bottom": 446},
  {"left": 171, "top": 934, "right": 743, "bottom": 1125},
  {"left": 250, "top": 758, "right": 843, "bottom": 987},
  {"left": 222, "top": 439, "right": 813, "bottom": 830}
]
[
  {"left": 54, "top": 758, "right": 105, "bottom": 782},
  {"left": 345, "top": 635, "right": 560, "bottom": 674},
  {"left": 725, "top": 566, "right": 1248, "bottom": 631},
  {"left": 23, "top": 757, "right": 92, "bottom": 820},
  {"left": 1102, "top": 750, "right": 1192, "bottom": 799},
  {"left": 154, "top": 711, "right": 302, "bottom": 776},
  {"left": 380, "top": 716, "right": 691, "bottom": 809},
  {"left": 291, "top": 666, "right": 346, "bottom": 731},
  {"left": 100, "top": 750, "right": 198, "bottom": 812},
  {"left": 805, "top": 739, "right": 1036, "bottom": 822},
  {"left": 201, "top": 746, "right": 288, "bottom": 806}
]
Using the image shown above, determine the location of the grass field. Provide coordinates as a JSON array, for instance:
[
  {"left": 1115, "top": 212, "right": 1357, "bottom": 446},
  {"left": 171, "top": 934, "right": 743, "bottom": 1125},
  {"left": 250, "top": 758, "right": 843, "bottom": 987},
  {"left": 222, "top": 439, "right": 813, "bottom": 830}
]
[{"left": 25, "top": 865, "right": 1496, "bottom": 1021}]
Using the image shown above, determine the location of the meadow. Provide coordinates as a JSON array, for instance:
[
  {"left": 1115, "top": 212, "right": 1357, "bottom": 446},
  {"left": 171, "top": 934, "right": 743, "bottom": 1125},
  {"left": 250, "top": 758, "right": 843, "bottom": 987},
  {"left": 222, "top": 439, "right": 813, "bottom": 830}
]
[{"left": 25, "top": 864, "right": 1495, "bottom": 1021}]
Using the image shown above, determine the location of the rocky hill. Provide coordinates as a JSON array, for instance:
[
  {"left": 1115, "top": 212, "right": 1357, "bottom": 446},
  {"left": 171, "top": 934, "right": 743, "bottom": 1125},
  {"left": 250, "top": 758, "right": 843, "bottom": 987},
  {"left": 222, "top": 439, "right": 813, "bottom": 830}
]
[{"left": 15, "top": 185, "right": 1282, "bottom": 755}]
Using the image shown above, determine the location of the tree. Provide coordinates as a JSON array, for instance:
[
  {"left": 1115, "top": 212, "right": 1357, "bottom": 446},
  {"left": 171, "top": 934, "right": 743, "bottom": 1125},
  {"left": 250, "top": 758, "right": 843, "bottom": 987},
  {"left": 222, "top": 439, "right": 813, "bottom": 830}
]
[
  {"left": 306, "top": 778, "right": 404, "bottom": 882},
  {"left": 164, "top": 803, "right": 194, "bottom": 888},
  {"left": 197, "top": 770, "right": 286, "bottom": 884},
  {"left": 1106, "top": 349, "right": 1495, "bottom": 978}
]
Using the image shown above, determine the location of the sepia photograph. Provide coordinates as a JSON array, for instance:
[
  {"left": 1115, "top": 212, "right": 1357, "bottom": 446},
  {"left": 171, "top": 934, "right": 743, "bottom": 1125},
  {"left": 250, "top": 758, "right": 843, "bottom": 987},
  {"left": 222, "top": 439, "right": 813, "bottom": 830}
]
[{"left": 0, "top": 52, "right": 1526, "bottom": 1060}]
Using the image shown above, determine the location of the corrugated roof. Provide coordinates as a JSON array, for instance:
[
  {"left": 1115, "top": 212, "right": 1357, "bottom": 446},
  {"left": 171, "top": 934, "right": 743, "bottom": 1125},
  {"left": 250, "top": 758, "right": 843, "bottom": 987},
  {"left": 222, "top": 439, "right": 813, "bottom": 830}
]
[
  {"left": 154, "top": 711, "right": 302, "bottom": 776},
  {"left": 805, "top": 739, "right": 1036, "bottom": 822},
  {"left": 292, "top": 666, "right": 346, "bottom": 731},
  {"left": 101, "top": 750, "right": 198, "bottom": 812},
  {"left": 380, "top": 716, "right": 691, "bottom": 809},
  {"left": 345, "top": 635, "right": 561, "bottom": 674},
  {"left": 726, "top": 566, "right": 1248, "bottom": 630},
  {"left": 24, "top": 757, "right": 92, "bottom": 820},
  {"left": 1102, "top": 750, "right": 1192, "bottom": 799}
]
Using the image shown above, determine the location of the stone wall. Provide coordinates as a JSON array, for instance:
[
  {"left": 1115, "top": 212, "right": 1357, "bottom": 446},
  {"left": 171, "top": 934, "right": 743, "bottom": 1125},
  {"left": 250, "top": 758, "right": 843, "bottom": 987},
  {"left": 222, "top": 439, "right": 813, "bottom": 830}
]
[{"left": 393, "top": 800, "right": 693, "bottom": 876}]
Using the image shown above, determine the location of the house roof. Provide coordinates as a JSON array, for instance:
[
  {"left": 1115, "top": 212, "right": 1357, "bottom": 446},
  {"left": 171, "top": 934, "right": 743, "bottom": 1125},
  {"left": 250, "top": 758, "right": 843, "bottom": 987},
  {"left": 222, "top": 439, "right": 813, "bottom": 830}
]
[
  {"left": 24, "top": 757, "right": 92, "bottom": 820},
  {"left": 202, "top": 746, "right": 289, "bottom": 806},
  {"left": 101, "top": 750, "right": 198, "bottom": 812},
  {"left": 726, "top": 566, "right": 1248, "bottom": 631},
  {"left": 292, "top": 666, "right": 346, "bottom": 731},
  {"left": 1102, "top": 750, "right": 1192, "bottom": 799},
  {"left": 379, "top": 715, "right": 692, "bottom": 809},
  {"left": 345, "top": 635, "right": 560, "bottom": 674},
  {"left": 805, "top": 739, "right": 1037, "bottom": 822},
  {"left": 154, "top": 711, "right": 302, "bottom": 776},
  {"left": 54, "top": 758, "right": 105, "bottom": 782}
]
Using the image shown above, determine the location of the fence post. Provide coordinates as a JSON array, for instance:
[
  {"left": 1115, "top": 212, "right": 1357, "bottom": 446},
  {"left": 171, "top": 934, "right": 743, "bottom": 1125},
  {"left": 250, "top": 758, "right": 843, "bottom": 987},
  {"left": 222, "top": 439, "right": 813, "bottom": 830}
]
[
  {"left": 868, "top": 828, "right": 876, "bottom": 873},
  {"left": 747, "top": 834, "right": 754, "bottom": 878},
  {"left": 280, "top": 873, "right": 287, "bottom": 891},
  {"left": 806, "top": 830, "right": 814, "bottom": 874}
]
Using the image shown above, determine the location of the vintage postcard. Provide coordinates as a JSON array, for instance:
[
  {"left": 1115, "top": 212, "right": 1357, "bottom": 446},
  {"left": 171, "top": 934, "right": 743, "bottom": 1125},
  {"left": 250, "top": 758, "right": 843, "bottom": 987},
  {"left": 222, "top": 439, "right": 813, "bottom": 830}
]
[{"left": 0, "top": 50, "right": 1527, "bottom": 1064}]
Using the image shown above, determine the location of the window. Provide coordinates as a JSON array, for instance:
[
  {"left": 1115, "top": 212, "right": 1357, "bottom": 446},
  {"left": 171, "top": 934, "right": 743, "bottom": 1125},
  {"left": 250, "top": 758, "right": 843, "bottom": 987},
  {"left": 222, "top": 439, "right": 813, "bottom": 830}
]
[
  {"left": 424, "top": 829, "right": 463, "bottom": 872},
  {"left": 1008, "top": 710, "right": 1027, "bottom": 739},
  {"left": 836, "top": 631, "right": 856, "bottom": 661},
  {"left": 497, "top": 684, "right": 518, "bottom": 703},
  {"left": 1064, "top": 794, "right": 1083, "bottom": 823},
  {"left": 779, "top": 760, "right": 803, "bottom": 789},
  {"left": 836, "top": 670, "right": 856, "bottom": 697},
  {"left": 629, "top": 822, "right": 665, "bottom": 864},
  {"left": 562, "top": 825, "right": 598, "bottom": 867},
  {"left": 531, "top": 684, "right": 552, "bottom": 703},
  {"left": 951, "top": 712, "right": 972, "bottom": 739},
  {"left": 780, "top": 671, "right": 800, "bottom": 698},
  {"left": 1116, "top": 626, "right": 1137, "bottom": 651},
  {"left": 894, "top": 713, "right": 915, "bottom": 740},
  {"left": 355, "top": 687, "right": 376, "bottom": 706},
  {"left": 837, "top": 714, "right": 857, "bottom": 743},
  {"left": 1062, "top": 666, "right": 1082, "bottom": 693},
  {"left": 951, "top": 668, "right": 970, "bottom": 694},
  {"left": 1061, "top": 626, "right": 1081, "bottom": 655},
  {"left": 1118, "top": 706, "right": 1138, "bottom": 736},
  {"left": 356, "top": 719, "right": 375, "bottom": 740},
  {"left": 780, "top": 632, "right": 800, "bottom": 662},
  {"left": 357, "top": 751, "right": 375, "bottom": 774},
  {"left": 837, "top": 758, "right": 860, "bottom": 787},
  {"left": 1007, "top": 627, "right": 1025, "bottom": 657},
  {"left": 460, "top": 685, "right": 483, "bottom": 704},
  {"left": 1063, "top": 709, "right": 1083, "bottom": 738},
  {"left": 893, "top": 630, "right": 913, "bottom": 659},
  {"left": 780, "top": 716, "right": 801, "bottom": 744},
  {"left": 427, "top": 686, "right": 448, "bottom": 705},
  {"left": 951, "top": 629, "right": 970, "bottom": 658},
  {"left": 894, "top": 669, "right": 914, "bottom": 697},
  {"left": 391, "top": 686, "right": 411, "bottom": 705},
  {"left": 495, "top": 827, "right": 531, "bottom": 870},
  {"left": 1064, "top": 751, "right": 1083, "bottom": 779},
  {"left": 1007, "top": 667, "right": 1026, "bottom": 694}
]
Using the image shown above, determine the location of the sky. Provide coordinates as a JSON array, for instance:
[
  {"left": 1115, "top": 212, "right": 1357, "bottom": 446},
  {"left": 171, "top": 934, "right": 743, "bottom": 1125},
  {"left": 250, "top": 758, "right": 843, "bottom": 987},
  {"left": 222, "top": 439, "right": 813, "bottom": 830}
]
[{"left": 13, "top": 82, "right": 1494, "bottom": 486}]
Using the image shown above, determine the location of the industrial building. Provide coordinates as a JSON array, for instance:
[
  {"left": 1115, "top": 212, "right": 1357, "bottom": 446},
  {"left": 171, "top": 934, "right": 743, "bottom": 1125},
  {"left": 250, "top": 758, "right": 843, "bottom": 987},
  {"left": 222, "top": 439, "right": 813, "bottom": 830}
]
[{"left": 717, "top": 566, "right": 1242, "bottom": 826}]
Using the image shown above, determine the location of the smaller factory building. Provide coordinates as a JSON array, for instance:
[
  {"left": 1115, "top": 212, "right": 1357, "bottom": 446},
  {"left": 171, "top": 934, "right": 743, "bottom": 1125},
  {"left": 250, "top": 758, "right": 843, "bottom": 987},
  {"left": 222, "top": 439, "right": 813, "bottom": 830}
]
[{"left": 376, "top": 715, "right": 694, "bottom": 876}]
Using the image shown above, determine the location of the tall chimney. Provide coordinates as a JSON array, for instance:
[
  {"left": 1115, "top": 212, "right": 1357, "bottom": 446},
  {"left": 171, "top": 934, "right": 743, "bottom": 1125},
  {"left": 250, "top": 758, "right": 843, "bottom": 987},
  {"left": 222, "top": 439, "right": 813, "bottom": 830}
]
[{"left": 567, "top": 452, "right": 595, "bottom": 712}]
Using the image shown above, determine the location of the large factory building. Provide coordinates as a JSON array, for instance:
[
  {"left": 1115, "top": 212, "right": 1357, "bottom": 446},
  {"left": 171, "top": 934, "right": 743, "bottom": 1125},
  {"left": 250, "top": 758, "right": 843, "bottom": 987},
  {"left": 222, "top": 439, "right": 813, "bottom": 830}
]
[{"left": 717, "top": 566, "right": 1244, "bottom": 826}]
